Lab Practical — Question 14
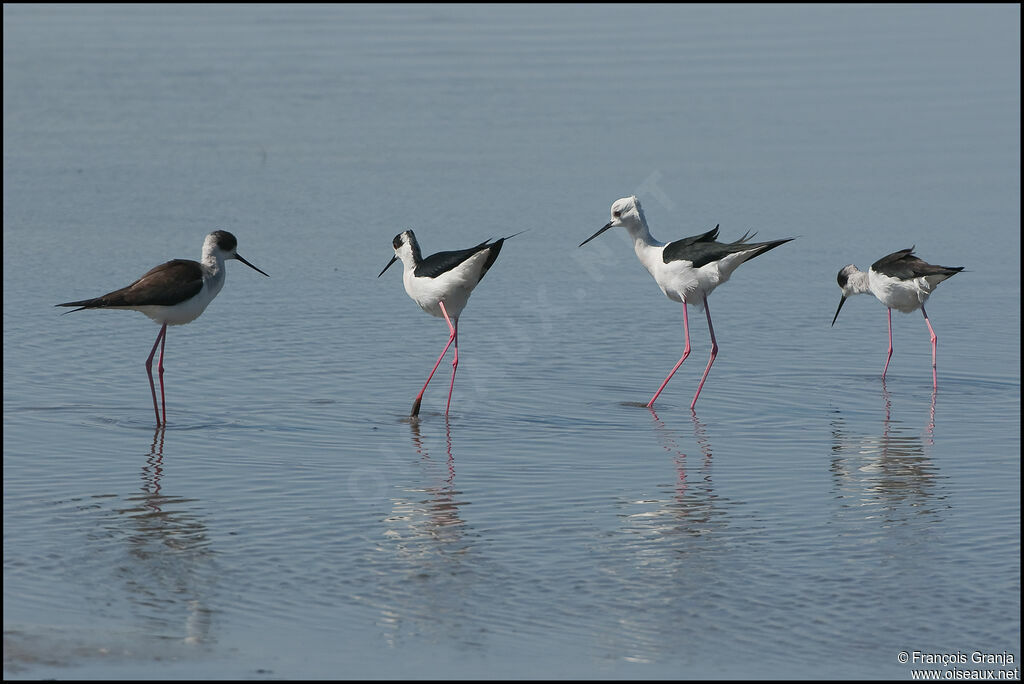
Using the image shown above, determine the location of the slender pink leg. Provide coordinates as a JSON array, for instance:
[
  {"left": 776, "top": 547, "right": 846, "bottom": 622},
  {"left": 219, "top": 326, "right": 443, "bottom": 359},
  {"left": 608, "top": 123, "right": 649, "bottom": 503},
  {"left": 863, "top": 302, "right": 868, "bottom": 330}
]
[
  {"left": 882, "top": 308, "right": 894, "bottom": 379},
  {"left": 157, "top": 325, "right": 167, "bottom": 424},
  {"left": 922, "top": 305, "right": 938, "bottom": 390},
  {"left": 445, "top": 316, "right": 459, "bottom": 416},
  {"left": 411, "top": 301, "right": 456, "bottom": 417},
  {"left": 647, "top": 302, "right": 692, "bottom": 407},
  {"left": 145, "top": 323, "right": 168, "bottom": 425},
  {"left": 690, "top": 295, "right": 718, "bottom": 410}
]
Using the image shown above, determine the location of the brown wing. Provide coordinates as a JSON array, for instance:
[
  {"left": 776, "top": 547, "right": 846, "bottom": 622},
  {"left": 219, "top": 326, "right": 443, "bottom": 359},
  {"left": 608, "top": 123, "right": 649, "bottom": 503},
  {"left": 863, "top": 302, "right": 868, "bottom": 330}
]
[{"left": 57, "top": 259, "right": 204, "bottom": 310}]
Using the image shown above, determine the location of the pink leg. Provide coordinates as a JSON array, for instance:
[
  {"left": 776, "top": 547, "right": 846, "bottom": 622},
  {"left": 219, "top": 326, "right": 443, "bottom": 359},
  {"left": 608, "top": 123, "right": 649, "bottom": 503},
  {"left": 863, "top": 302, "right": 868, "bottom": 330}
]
[
  {"left": 411, "top": 302, "right": 456, "bottom": 417},
  {"left": 157, "top": 325, "right": 167, "bottom": 424},
  {"left": 690, "top": 295, "right": 718, "bottom": 410},
  {"left": 882, "top": 308, "right": 894, "bottom": 379},
  {"left": 145, "top": 324, "right": 168, "bottom": 425},
  {"left": 922, "top": 305, "right": 937, "bottom": 390},
  {"left": 445, "top": 316, "right": 459, "bottom": 416},
  {"left": 647, "top": 302, "right": 692, "bottom": 407}
]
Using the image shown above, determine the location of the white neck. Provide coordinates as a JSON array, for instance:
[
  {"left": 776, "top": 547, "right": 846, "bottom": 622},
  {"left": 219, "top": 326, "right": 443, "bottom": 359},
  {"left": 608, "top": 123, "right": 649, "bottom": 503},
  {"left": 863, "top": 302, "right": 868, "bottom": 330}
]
[
  {"left": 200, "top": 245, "right": 228, "bottom": 297},
  {"left": 624, "top": 216, "right": 664, "bottom": 269}
]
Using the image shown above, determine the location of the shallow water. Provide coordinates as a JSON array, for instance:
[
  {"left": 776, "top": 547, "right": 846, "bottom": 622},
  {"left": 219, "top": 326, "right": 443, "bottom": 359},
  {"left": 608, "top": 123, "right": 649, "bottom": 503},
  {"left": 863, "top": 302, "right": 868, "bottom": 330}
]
[{"left": 4, "top": 4, "right": 1020, "bottom": 679}]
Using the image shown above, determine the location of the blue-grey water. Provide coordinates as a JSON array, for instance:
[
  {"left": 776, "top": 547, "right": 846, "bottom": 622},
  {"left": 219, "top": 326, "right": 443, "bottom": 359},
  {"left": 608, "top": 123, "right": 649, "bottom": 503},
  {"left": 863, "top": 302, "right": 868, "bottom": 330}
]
[{"left": 3, "top": 4, "right": 1020, "bottom": 680}]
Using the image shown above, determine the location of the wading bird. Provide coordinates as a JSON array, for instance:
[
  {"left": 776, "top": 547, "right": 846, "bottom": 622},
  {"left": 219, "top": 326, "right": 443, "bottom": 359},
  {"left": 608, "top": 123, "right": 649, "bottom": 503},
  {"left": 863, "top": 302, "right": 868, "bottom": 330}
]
[
  {"left": 580, "top": 195, "right": 792, "bottom": 409},
  {"left": 57, "top": 230, "right": 269, "bottom": 424},
  {"left": 832, "top": 248, "right": 962, "bottom": 388},
  {"left": 379, "top": 229, "right": 513, "bottom": 417}
]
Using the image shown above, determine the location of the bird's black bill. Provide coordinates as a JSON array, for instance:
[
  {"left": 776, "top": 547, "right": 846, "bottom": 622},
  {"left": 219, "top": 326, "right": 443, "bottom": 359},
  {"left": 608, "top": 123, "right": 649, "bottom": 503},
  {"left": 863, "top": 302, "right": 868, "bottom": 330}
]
[
  {"left": 831, "top": 296, "right": 847, "bottom": 327},
  {"left": 236, "top": 254, "right": 270, "bottom": 277},
  {"left": 378, "top": 255, "right": 399, "bottom": 278},
  {"left": 579, "top": 222, "right": 614, "bottom": 248}
]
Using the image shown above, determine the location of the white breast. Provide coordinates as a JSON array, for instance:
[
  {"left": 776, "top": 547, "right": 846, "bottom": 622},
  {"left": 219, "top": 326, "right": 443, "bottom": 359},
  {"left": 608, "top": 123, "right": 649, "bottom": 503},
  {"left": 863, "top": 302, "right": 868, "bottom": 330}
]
[{"left": 869, "top": 271, "right": 929, "bottom": 312}]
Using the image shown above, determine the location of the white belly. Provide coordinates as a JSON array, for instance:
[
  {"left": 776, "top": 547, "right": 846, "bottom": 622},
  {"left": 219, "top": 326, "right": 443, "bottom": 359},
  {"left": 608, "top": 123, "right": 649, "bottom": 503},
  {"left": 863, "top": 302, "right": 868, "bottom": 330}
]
[
  {"left": 403, "top": 251, "right": 490, "bottom": 319},
  {"left": 137, "top": 277, "right": 222, "bottom": 325},
  {"left": 870, "top": 272, "right": 929, "bottom": 313}
]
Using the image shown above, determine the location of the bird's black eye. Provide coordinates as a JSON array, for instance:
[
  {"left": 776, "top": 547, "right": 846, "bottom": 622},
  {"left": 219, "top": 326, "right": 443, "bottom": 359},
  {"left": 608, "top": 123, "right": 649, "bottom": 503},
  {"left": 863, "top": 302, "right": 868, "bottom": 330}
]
[
  {"left": 613, "top": 210, "right": 621, "bottom": 218},
  {"left": 392, "top": 235, "right": 403, "bottom": 250}
]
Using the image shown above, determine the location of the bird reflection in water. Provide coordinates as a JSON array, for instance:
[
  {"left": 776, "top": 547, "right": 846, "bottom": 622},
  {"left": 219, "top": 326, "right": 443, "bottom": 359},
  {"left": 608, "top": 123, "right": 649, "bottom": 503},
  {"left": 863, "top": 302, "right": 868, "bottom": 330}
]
[
  {"left": 381, "top": 418, "right": 468, "bottom": 561},
  {"left": 407, "top": 418, "right": 464, "bottom": 540},
  {"left": 140, "top": 425, "right": 166, "bottom": 501},
  {"left": 640, "top": 407, "right": 721, "bottom": 537},
  {"left": 829, "top": 380, "right": 945, "bottom": 524},
  {"left": 376, "top": 419, "right": 476, "bottom": 649},
  {"left": 115, "top": 426, "right": 214, "bottom": 646},
  {"left": 597, "top": 408, "right": 731, "bottom": 665}
]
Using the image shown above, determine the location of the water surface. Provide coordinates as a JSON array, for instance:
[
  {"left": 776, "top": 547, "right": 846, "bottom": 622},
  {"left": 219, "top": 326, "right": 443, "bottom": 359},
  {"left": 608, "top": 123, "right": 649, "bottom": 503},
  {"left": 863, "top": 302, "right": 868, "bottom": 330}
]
[{"left": 4, "top": 4, "right": 1020, "bottom": 679}]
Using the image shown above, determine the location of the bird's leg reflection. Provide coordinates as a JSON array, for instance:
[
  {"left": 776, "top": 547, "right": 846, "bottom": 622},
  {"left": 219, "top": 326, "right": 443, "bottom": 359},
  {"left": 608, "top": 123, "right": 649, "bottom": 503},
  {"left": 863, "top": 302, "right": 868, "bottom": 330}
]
[
  {"left": 444, "top": 416, "right": 455, "bottom": 486},
  {"left": 141, "top": 425, "right": 166, "bottom": 505},
  {"left": 648, "top": 406, "right": 713, "bottom": 461},
  {"left": 881, "top": 377, "right": 938, "bottom": 448},
  {"left": 881, "top": 377, "right": 894, "bottom": 434},
  {"left": 648, "top": 407, "right": 714, "bottom": 500},
  {"left": 432, "top": 418, "right": 459, "bottom": 528},
  {"left": 925, "top": 387, "right": 937, "bottom": 446},
  {"left": 410, "top": 417, "right": 455, "bottom": 477},
  {"left": 406, "top": 417, "right": 462, "bottom": 535},
  {"left": 648, "top": 406, "right": 687, "bottom": 495},
  {"left": 119, "top": 424, "right": 214, "bottom": 645},
  {"left": 690, "top": 410, "right": 713, "bottom": 462},
  {"left": 645, "top": 406, "right": 718, "bottom": 534},
  {"left": 828, "top": 377, "right": 941, "bottom": 524},
  {"left": 411, "top": 418, "right": 427, "bottom": 459}
]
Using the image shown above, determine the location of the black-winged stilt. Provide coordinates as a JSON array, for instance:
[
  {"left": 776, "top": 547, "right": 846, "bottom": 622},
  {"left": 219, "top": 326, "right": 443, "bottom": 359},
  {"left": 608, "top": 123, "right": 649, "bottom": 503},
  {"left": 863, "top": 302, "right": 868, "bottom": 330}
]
[
  {"left": 56, "top": 230, "right": 269, "bottom": 425},
  {"left": 832, "top": 248, "right": 963, "bottom": 388},
  {"left": 378, "top": 229, "right": 512, "bottom": 417},
  {"left": 580, "top": 195, "right": 793, "bottom": 410}
]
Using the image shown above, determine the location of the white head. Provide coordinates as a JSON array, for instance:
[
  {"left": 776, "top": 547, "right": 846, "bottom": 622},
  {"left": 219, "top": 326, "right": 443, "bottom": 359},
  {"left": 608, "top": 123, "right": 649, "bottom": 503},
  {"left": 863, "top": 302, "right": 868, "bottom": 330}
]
[
  {"left": 204, "top": 230, "right": 270, "bottom": 276},
  {"left": 579, "top": 196, "right": 647, "bottom": 247}
]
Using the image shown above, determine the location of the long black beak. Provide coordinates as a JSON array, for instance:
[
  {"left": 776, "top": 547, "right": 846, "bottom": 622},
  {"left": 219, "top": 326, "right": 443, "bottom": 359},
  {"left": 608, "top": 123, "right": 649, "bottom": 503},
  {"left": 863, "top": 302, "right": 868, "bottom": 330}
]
[
  {"left": 378, "top": 254, "right": 398, "bottom": 278},
  {"left": 579, "top": 221, "right": 614, "bottom": 248},
  {"left": 236, "top": 254, "right": 270, "bottom": 277},
  {"left": 831, "top": 296, "right": 847, "bottom": 327}
]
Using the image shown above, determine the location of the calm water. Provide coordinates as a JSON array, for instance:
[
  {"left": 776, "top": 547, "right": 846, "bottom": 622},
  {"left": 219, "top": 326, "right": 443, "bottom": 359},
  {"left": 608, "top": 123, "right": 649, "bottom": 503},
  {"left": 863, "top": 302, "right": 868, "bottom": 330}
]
[{"left": 4, "top": 4, "right": 1020, "bottom": 679}]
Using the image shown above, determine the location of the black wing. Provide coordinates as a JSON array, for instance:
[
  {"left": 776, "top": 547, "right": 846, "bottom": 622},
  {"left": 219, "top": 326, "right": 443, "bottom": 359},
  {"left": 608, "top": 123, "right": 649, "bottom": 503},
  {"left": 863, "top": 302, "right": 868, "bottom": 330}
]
[
  {"left": 663, "top": 225, "right": 744, "bottom": 268},
  {"left": 57, "top": 259, "right": 204, "bottom": 311},
  {"left": 660, "top": 225, "right": 721, "bottom": 264},
  {"left": 871, "top": 249, "right": 963, "bottom": 280},
  {"left": 414, "top": 240, "right": 503, "bottom": 281},
  {"left": 662, "top": 225, "right": 788, "bottom": 268}
]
